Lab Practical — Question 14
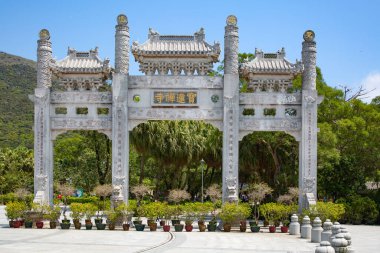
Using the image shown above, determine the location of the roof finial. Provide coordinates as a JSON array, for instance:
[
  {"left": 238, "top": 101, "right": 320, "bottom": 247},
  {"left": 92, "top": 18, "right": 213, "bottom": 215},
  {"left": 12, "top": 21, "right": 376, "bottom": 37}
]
[
  {"left": 117, "top": 14, "right": 128, "bottom": 25},
  {"left": 148, "top": 28, "right": 159, "bottom": 39},
  {"left": 39, "top": 29, "right": 50, "bottom": 40}
]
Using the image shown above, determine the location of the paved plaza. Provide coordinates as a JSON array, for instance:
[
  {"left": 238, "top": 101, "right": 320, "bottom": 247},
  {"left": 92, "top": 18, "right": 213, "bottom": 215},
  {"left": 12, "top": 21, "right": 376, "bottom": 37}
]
[{"left": 1, "top": 206, "right": 379, "bottom": 253}]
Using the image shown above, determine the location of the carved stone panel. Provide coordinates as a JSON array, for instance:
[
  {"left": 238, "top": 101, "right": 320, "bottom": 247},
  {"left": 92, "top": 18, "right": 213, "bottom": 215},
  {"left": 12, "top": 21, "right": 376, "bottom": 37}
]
[
  {"left": 51, "top": 117, "right": 112, "bottom": 130},
  {"left": 51, "top": 91, "right": 112, "bottom": 104},
  {"left": 129, "top": 108, "right": 223, "bottom": 121}
]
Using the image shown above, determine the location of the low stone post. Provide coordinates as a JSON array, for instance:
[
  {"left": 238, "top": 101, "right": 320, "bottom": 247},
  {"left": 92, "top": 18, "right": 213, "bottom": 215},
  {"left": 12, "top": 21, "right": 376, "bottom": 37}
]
[
  {"left": 329, "top": 222, "right": 341, "bottom": 243},
  {"left": 301, "top": 215, "right": 312, "bottom": 239},
  {"left": 341, "top": 227, "right": 354, "bottom": 253},
  {"left": 289, "top": 214, "right": 300, "bottom": 235},
  {"left": 315, "top": 241, "right": 335, "bottom": 253},
  {"left": 331, "top": 233, "right": 348, "bottom": 253},
  {"left": 321, "top": 219, "right": 333, "bottom": 242},
  {"left": 311, "top": 217, "right": 323, "bottom": 243}
]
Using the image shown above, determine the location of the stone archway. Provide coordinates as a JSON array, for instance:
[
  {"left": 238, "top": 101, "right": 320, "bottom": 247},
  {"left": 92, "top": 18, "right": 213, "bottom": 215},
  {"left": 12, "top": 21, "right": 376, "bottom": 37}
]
[{"left": 32, "top": 14, "right": 321, "bottom": 211}]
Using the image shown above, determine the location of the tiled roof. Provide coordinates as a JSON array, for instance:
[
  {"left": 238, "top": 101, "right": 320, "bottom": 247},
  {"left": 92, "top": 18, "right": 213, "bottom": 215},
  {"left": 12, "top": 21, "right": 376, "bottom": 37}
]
[
  {"left": 132, "top": 28, "right": 220, "bottom": 62},
  {"left": 56, "top": 47, "right": 110, "bottom": 73},
  {"left": 240, "top": 48, "right": 303, "bottom": 76}
]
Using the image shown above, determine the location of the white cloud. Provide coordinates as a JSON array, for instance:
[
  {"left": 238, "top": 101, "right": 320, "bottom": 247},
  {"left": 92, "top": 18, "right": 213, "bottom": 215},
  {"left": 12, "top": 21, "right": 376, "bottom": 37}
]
[{"left": 360, "top": 72, "right": 380, "bottom": 103}]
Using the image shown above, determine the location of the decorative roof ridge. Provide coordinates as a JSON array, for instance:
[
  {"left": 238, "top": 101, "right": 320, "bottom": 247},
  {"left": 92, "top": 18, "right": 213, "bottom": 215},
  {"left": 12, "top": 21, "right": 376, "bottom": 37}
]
[
  {"left": 53, "top": 47, "right": 111, "bottom": 76},
  {"left": 239, "top": 47, "right": 303, "bottom": 76}
]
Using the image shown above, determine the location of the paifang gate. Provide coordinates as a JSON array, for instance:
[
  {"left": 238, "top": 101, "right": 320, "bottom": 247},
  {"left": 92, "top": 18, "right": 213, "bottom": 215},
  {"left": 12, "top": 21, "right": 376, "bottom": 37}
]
[{"left": 30, "top": 14, "right": 322, "bottom": 211}]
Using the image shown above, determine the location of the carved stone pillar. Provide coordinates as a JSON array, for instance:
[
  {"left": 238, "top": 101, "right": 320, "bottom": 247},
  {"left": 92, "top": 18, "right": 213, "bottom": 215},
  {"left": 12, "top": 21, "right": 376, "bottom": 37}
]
[
  {"left": 222, "top": 15, "right": 239, "bottom": 202},
  {"left": 33, "top": 29, "right": 53, "bottom": 204},
  {"left": 115, "top": 14, "right": 129, "bottom": 75},
  {"left": 299, "top": 30, "right": 318, "bottom": 211},
  {"left": 112, "top": 14, "right": 130, "bottom": 204}
]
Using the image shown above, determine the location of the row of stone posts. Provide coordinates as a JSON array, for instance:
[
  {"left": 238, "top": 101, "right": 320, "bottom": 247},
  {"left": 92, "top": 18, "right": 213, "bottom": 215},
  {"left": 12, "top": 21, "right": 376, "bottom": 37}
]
[{"left": 288, "top": 214, "right": 354, "bottom": 253}]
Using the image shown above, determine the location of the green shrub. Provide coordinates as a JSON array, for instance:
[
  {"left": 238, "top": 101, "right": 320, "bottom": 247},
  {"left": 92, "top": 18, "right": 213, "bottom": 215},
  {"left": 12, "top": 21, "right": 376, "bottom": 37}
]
[
  {"left": 259, "top": 203, "right": 286, "bottom": 224},
  {"left": 193, "top": 202, "right": 213, "bottom": 221},
  {"left": 5, "top": 201, "right": 26, "bottom": 220},
  {"left": 0, "top": 193, "right": 33, "bottom": 205},
  {"left": 66, "top": 196, "right": 99, "bottom": 204},
  {"left": 302, "top": 202, "right": 345, "bottom": 222},
  {"left": 346, "top": 196, "right": 378, "bottom": 225},
  {"left": 219, "top": 203, "right": 251, "bottom": 225},
  {"left": 70, "top": 203, "right": 85, "bottom": 220}
]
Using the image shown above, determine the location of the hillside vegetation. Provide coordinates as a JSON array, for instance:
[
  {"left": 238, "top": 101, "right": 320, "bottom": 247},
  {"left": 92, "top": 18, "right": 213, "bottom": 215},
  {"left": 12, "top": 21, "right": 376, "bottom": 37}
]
[{"left": 0, "top": 52, "right": 35, "bottom": 148}]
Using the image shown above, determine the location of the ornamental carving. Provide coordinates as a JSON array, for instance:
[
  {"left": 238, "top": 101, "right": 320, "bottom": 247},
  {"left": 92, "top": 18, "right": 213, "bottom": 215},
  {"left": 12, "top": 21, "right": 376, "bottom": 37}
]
[
  {"left": 225, "top": 176, "right": 238, "bottom": 201},
  {"left": 279, "top": 94, "right": 297, "bottom": 104},
  {"left": 303, "top": 177, "right": 316, "bottom": 193},
  {"left": 37, "top": 43, "right": 52, "bottom": 88},
  {"left": 115, "top": 23, "right": 129, "bottom": 74},
  {"left": 248, "top": 79, "right": 292, "bottom": 93},
  {"left": 52, "top": 118, "right": 112, "bottom": 130},
  {"left": 129, "top": 108, "right": 223, "bottom": 121},
  {"left": 51, "top": 92, "right": 112, "bottom": 103},
  {"left": 304, "top": 95, "right": 316, "bottom": 104},
  {"left": 139, "top": 61, "right": 213, "bottom": 76},
  {"left": 36, "top": 174, "right": 48, "bottom": 191}
]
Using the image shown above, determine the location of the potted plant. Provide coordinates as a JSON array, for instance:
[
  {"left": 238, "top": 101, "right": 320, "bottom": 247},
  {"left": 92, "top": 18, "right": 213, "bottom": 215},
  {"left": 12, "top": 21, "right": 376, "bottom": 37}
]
[
  {"left": 107, "top": 210, "right": 120, "bottom": 230},
  {"left": 168, "top": 189, "right": 190, "bottom": 232},
  {"left": 116, "top": 203, "right": 134, "bottom": 231},
  {"left": 14, "top": 188, "right": 32, "bottom": 226},
  {"left": 194, "top": 202, "right": 213, "bottom": 232},
  {"left": 5, "top": 201, "right": 25, "bottom": 228},
  {"left": 134, "top": 206, "right": 146, "bottom": 231},
  {"left": 142, "top": 202, "right": 164, "bottom": 231},
  {"left": 183, "top": 203, "right": 196, "bottom": 232},
  {"left": 83, "top": 203, "right": 97, "bottom": 230},
  {"left": 277, "top": 188, "right": 298, "bottom": 233},
  {"left": 44, "top": 205, "right": 61, "bottom": 229},
  {"left": 70, "top": 203, "right": 84, "bottom": 230},
  {"left": 24, "top": 209, "right": 34, "bottom": 228},
  {"left": 237, "top": 203, "right": 251, "bottom": 232},
  {"left": 259, "top": 203, "right": 284, "bottom": 233},
  {"left": 218, "top": 202, "right": 238, "bottom": 232},
  {"left": 32, "top": 203, "right": 46, "bottom": 229},
  {"left": 162, "top": 203, "right": 173, "bottom": 232},
  {"left": 131, "top": 184, "right": 150, "bottom": 230},
  {"left": 57, "top": 184, "right": 74, "bottom": 228},
  {"left": 205, "top": 184, "right": 222, "bottom": 232},
  {"left": 247, "top": 182, "right": 273, "bottom": 228},
  {"left": 93, "top": 184, "right": 113, "bottom": 229}
]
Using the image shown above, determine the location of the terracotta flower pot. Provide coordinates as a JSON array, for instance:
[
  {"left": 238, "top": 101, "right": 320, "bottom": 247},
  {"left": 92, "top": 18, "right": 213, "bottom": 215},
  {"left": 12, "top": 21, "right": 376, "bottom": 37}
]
[
  {"left": 108, "top": 223, "right": 116, "bottom": 230},
  {"left": 223, "top": 224, "right": 231, "bottom": 232},
  {"left": 199, "top": 224, "right": 206, "bottom": 232},
  {"left": 185, "top": 225, "right": 193, "bottom": 232},
  {"left": 269, "top": 225, "right": 276, "bottom": 233},
  {"left": 150, "top": 222, "right": 158, "bottom": 231},
  {"left": 36, "top": 221, "right": 44, "bottom": 229},
  {"left": 163, "top": 225, "right": 170, "bottom": 232},
  {"left": 50, "top": 221, "right": 57, "bottom": 229},
  {"left": 240, "top": 221, "right": 247, "bottom": 232},
  {"left": 13, "top": 220, "right": 21, "bottom": 228},
  {"left": 122, "top": 224, "right": 130, "bottom": 231},
  {"left": 280, "top": 226, "right": 289, "bottom": 233},
  {"left": 73, "top": 220, "right": 81, "bottom": 230}
]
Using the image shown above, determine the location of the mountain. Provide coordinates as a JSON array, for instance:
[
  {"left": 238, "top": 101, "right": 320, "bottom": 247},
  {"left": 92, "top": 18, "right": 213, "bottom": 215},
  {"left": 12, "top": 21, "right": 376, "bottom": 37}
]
[{"left": 0, "top": 52, "right": 36, "bottom": 148}]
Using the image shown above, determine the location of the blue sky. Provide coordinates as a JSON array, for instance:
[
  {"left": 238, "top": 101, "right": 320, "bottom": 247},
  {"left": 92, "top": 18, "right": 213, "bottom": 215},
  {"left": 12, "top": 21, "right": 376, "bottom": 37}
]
[{"left": 0, "top": 0, "right": 379, "bottom": 101}]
